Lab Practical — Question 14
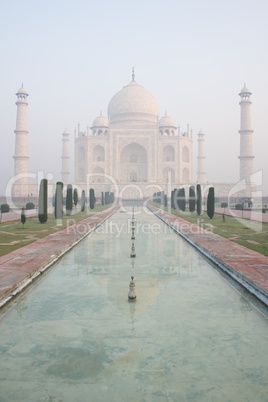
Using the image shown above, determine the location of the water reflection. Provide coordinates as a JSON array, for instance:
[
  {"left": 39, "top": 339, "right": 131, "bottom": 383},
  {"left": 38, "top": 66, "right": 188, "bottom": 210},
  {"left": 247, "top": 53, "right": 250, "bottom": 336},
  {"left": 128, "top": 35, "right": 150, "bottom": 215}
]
[{"left": 0, "top": 207, "right": 267, "bottom": 402}]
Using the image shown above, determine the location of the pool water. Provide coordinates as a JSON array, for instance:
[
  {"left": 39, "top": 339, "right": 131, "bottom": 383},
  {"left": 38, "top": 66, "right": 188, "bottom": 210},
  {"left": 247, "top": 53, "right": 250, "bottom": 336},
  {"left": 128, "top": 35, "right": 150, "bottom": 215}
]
[{"left": 0, "top": 207, "right": 267, "bottom": 402}]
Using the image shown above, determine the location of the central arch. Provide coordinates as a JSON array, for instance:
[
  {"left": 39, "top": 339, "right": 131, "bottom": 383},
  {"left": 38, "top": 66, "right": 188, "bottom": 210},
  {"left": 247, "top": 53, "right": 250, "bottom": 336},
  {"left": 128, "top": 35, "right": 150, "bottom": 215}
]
[{"left": 120, "top": 142, "right": 148, "bottom": 182}]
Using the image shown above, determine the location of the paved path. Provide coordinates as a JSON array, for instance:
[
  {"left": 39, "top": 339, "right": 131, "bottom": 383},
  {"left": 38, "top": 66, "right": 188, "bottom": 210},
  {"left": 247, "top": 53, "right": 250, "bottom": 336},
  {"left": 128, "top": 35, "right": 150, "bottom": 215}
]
[
  {"left": 0, "top": 207, "right": 118, "bottom": 307},
  {"left": 149, "top": 206, "right": 268, "bottom": 306}
]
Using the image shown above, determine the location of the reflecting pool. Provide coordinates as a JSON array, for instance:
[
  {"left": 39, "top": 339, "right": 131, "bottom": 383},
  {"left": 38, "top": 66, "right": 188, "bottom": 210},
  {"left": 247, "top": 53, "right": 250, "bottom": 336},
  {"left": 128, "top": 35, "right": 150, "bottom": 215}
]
[{"left": 0, "top": 207, "right": 268, "bottom": 402}]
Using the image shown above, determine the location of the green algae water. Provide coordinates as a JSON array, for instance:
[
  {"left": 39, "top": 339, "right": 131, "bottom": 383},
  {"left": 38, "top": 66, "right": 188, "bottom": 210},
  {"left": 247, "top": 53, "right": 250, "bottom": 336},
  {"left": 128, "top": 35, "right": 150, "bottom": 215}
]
[{"left": 0, "top": 207, "right": 267, "bottom": 402}]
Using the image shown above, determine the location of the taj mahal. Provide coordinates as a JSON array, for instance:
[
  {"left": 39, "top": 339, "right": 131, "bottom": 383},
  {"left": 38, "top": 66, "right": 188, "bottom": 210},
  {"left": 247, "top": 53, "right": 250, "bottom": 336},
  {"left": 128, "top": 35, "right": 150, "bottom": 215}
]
[
  {"left": 73, "top": 70, "right": 194, "bottom": 198},
  {"left": 12, "top": 71, "right": 255, "bottom": 199}
]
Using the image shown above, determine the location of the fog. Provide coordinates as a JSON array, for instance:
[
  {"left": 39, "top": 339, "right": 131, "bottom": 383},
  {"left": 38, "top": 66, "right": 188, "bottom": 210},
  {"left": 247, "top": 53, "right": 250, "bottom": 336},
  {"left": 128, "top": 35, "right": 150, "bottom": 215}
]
[{"left": 1, "top": 0, "right": 268, "bottom": 196}]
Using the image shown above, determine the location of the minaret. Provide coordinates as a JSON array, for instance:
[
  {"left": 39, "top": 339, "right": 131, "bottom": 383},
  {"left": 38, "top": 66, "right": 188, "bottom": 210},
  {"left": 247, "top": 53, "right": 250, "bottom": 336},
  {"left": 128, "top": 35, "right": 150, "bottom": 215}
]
[
  {"left": 238, "top": 84, "right": 254, "bottom": 188},
  {"left": 61, "top": 129, "right": 71, "bottom": 184},
  {"left": 13, "top": 85, "right": 29, "bottom": 197},
  {"left": 197, "top": 129, "right": 206, "bottom": 183}
]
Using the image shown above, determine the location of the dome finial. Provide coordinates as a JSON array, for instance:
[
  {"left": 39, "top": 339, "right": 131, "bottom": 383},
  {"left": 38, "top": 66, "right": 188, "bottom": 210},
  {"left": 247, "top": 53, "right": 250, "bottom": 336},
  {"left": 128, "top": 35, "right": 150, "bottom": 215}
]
[{"left": 132, "top": 66, "right": 135, "bottom": 81}]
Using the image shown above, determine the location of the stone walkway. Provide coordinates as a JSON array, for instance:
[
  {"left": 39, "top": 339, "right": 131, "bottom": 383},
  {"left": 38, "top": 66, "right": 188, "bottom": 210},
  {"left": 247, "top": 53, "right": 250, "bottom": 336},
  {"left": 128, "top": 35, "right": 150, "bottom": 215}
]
[
  {"left": 0, "top": 207, "right": 118, "bottom": 308},
  {"left": 149, "top": 206, "right": 268, "bottom": 306}
]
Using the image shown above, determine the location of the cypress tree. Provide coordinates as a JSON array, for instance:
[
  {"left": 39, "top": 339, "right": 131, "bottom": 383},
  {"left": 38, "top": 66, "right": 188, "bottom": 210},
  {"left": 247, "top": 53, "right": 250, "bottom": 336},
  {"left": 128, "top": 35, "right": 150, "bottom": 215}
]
[
  {"left": 164, "top": 194, "right": 167, "bottom": 207},
  {"left": 66, "top": 184, "right": 73, "bottom": 216},
  {"left": 73, "top": 188, "right": 78, "bottom": 208},
  {"left": 178, "top": 188, "right": 186, "bottom": 211},
  {"left": 38, "top": 178, "right": 48, "bottom": 223},
  {"left": 89, "top": 188, "right": 95, "bottom": 209},
  {"left": 196, "top": 184, "right": 202, "bottom": 216},
  {"left": 81, "top": 190, "right": 85, "bottom": 212},
  {"left": 55, "top": 181, "right": 63, "bottom": 223},
  {"left": 1, "top": 204, "right": 10, "bottom": 213},
  {"left": 21, "top": 207, "right": 26, "bottom": 226},
  {"left": 26, "top": 202, "right": 35, "bottom": 210},
  {"left": 207, "top": 187, "right": 215, "bottom": 219},
  {"left": 177, "top": 189, "right": 182, "bottom": 210},
  {"left": 189, "top": 186, "right": 196, "bottom": 213},
  {"left": 182, "top": 188, "right": 186, "bottom": 211},
  {"left": 0, "top": 204, "right": 10, "bottom": 223},
  {"left": 173, "top": 188, "right": 179, "bottom": 210},
  {"left": 101, "top": 192, "right": 104, "bottom": 206},
  {"left": 105, "top": 191, "right": 109, "bottom": 205},
  {"left": 171, "top": 190, "right": 174, "bottom": 209}
]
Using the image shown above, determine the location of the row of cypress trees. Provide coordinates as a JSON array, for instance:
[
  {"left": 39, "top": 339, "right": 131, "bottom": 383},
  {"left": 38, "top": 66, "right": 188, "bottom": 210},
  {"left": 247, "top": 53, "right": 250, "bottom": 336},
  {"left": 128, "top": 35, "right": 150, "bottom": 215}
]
[
  {"left": 153, "top": 184, "right": 215, "bottom": 219},
  {"left": 152, "top": 191, "right": 167, "bottom": 206},
  {"left": 101, "top": 191, "right": 114, "bottom": 206},
  {"left": 37, "top": 180, "right": 115, "bottom": 224}
]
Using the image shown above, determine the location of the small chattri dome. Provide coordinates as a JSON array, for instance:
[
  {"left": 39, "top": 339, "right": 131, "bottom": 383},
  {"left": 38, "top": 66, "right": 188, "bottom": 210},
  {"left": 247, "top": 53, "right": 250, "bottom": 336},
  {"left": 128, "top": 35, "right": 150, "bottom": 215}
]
[
  {"left": 92, "top": 113, "right": 109, "bottom": 128},
  {"left": 159, "top": 113, "right": 177, "bottom": 128}
]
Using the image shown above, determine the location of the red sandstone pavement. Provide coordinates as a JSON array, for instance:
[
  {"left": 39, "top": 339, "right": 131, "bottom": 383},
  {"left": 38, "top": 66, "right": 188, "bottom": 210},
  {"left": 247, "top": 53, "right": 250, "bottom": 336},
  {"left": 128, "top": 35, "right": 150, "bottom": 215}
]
[
  {"left": 0, "top": 207, "right": 118, "bottom": 307},
  {"left": 150, "top": 206, "right": 268, "bottom": 303},
  {"left": 1, "top": 204, "right": 268, "bottom": 309}
]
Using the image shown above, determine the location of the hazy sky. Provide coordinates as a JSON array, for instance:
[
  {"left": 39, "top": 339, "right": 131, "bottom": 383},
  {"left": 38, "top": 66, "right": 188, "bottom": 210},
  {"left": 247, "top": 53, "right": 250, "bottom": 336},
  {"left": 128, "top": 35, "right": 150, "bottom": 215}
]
[{"left": 1, "top": 0, "right": 268, "bottom": 195}]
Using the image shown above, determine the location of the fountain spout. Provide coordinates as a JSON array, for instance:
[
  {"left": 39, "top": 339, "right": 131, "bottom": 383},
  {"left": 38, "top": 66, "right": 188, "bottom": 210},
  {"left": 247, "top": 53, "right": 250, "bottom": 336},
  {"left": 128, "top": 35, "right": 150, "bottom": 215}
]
[
  {"left": 130, "top": 241, "right": 136, "bottom": 257},
  {"left": 128, "top": 276, "right": 136, "bottom": 301}
]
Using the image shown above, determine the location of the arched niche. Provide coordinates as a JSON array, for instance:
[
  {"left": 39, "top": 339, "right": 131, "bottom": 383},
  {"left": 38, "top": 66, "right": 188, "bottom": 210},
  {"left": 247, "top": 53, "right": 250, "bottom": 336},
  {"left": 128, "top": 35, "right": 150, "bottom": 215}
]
[
  {"left": 163, "top": 145, "right": 175, "bottom": 162},
  {"left": 93, "top": 145, "right": 105, "bottom": 161},
  {"left": 182, "top": 167, "right": 190, "bottom": 182},
  {"left": 93, "top": 167, "right": 105, "bottom": 183}
]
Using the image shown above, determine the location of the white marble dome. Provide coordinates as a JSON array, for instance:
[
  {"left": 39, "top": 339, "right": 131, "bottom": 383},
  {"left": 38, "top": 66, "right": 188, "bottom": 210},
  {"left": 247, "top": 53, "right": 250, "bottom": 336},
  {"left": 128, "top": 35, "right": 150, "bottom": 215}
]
[
  {"left": 108, "top": 79, "right": 159, "bottom": 124},
  {"left": 92, "top": 114, "right": 109, "bottom": 127}
]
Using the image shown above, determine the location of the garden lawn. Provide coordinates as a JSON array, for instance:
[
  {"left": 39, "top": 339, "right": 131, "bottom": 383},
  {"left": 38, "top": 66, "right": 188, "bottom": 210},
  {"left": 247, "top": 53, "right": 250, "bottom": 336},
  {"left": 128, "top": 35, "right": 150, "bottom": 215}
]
[
  {"left": 153, "top": 203, "right": 268, "bottom": 256},
  {"left": 0, "top": 204, "right": 110, "bottom": 257}
]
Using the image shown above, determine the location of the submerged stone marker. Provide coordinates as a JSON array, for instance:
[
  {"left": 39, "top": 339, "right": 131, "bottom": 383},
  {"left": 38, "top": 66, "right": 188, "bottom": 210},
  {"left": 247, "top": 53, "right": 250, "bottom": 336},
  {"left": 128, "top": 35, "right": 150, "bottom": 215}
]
[{"left": 128, "top": 276, "right": 136, "bottom": 301}]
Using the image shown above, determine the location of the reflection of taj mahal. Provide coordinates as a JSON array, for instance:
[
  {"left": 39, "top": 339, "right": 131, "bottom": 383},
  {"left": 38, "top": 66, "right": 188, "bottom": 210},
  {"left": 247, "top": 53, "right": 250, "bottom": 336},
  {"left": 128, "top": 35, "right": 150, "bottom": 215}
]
[{"left": 74, "top": 71, "right": 193, "bottom": 197}]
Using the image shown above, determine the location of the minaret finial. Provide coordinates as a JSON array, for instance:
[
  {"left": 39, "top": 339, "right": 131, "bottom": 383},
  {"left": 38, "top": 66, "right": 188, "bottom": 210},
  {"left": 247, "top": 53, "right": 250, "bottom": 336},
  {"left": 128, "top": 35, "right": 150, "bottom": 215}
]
[{"left": 132, "top": 66, "right": 135, "bottom": 81}]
